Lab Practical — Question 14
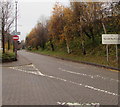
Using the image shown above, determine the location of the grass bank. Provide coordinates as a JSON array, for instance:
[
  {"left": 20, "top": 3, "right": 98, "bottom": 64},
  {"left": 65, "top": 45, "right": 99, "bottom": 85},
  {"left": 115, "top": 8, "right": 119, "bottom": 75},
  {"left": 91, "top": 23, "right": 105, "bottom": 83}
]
[
  {"left": 0, "top": 50, "right": 16, "bottom": 63},
  {"left": 29, "top": 49, "right": 118, "bottom": 68}
]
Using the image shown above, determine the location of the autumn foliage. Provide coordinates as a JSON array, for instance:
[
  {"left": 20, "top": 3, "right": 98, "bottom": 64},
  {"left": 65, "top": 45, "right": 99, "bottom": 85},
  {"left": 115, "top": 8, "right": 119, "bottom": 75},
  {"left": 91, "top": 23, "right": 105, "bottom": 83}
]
[{"left": 26, "top": 2, "right": 120, "bottom": 55}]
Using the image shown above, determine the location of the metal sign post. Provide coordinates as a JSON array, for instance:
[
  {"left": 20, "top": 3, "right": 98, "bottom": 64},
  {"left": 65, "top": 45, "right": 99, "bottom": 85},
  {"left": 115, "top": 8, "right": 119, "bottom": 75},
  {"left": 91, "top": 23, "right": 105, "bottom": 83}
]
[
  {"left": 15, "top": 40, "right": 17, "bottom": 60},
  {"left": 102, "top": 34, "right": 120, "bottom": 62},
  {"left": 13, "top": 35, "right": 19, "bottom": 60},
  {"left": 106, "top": 45, "right": 109, "bottom": 62},
  {"left": 116, "top": 44, "right": 118, "bottom": 61}
]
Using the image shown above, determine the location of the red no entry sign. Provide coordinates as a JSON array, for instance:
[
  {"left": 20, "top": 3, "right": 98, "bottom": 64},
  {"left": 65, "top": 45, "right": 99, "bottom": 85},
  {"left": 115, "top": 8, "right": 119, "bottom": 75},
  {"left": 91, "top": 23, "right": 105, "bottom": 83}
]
[{"left": 13, "top": 35, "right": 19, "bottom": 40}]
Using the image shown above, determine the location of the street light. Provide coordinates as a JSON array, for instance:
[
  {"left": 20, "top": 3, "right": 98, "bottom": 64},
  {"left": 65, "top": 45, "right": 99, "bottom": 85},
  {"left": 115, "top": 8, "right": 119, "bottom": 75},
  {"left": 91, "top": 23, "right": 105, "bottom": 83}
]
[
  {"left": 15, "top": 0, "right": 18, "bottom": 33},
  {"left": 14, "top": 0, "right": 18, "bottom": 60}
]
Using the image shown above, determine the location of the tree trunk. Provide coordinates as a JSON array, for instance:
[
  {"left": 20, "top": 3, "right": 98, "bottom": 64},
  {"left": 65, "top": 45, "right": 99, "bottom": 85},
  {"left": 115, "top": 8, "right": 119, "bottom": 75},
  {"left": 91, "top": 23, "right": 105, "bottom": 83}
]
[
  {"left": 41, "top": 43, "right": 45, "bottom": 50},
  {"left": 8, "top": 36, "right": 10, "bottom": 50},
  {"left": 81, "top": 41, "right": 86, "bottom": 55},
  {"left": 50, "top": 39, "right": 54, "bottom": 51},
  {"left": 36, "top": 46, "right": 38, "bottom": 50},
  {"left": 2, "top": 24, "right": 5, "bottom": 54},
  {"left": 102, "top": 22, "right": 107, "bottom": 34},
  {"left": 2, "top": 6, "right": 5, "bottom": 54},
  {"left": 66, "top": 40, "right": 70, "bottom": 54},
  {"left": 90, "top": 28, "right": 94, "bottom": 42}
]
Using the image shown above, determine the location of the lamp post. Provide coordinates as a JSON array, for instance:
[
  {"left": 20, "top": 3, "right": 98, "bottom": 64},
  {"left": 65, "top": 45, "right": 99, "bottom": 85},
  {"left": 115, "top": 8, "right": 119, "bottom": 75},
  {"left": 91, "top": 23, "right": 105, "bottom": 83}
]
[
  {"left": 14, "top": 0, "right": 18, "bottom": 60},
  {"left": 15, "top": 1, "right": 18, "bottom": 33}
]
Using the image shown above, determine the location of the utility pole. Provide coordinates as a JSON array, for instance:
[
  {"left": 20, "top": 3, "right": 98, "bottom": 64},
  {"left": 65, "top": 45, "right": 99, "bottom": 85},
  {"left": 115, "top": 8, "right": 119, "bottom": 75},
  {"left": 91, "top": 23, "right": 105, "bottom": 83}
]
[
  {"left": 15, "top": 1, "right": 18, "bottom": 33},
  {"left": 14, "top": 0, "right": 18, "bottom": 60}
]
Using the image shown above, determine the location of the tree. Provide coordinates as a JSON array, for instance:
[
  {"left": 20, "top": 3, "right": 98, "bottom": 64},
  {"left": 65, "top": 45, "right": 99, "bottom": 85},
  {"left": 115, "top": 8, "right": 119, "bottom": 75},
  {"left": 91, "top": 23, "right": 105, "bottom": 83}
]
[
  {"left": 62, "top": 7, "right": 74, "bottom": 53},
  {"left": 70, "top": 2, "right": 87, "bottom": 55},
  {"left": 48, "top": 3, "right": 65, "bottom": 49},
  {"left": 26, "top": 18, "right": 48, "bottom": 50},
  {"left": 35, "top": 22, "right": 48, "bottom": 50},
  {"left": 26, "top": 1, "right": 119, "bottom": 58},
  {"left": 0, "top": 1, "right": 14, "bottom": 53}
]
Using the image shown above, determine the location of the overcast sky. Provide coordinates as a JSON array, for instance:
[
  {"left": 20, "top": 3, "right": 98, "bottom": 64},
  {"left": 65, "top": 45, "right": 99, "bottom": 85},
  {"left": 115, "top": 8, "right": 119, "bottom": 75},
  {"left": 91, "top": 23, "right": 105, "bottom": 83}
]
[{"left": 16, "top": 0, "right": 69, "bottom": 41}]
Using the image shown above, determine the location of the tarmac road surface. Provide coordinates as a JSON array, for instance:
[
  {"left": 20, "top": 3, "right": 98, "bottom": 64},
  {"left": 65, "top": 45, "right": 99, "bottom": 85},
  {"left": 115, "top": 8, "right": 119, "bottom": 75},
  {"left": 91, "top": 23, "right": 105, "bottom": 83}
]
[{"left": 2, "top": 50, "right": 119, "bottom": 106}]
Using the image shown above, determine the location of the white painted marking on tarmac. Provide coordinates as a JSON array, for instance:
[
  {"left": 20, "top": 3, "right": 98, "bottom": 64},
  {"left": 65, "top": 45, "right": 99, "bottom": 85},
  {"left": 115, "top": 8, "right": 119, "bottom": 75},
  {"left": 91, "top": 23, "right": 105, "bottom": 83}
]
[
  {"left": 9, "top": 64, "right": 118, "bottom": 96},
  {"left": 9, "top": 64, "right": 44, "bottom": 76},
  {"left": 58, "top": 67, "right": 119, "bottom": 83},
  {"left": 57, "top": 102, "right": 100, "bottom": 106}
]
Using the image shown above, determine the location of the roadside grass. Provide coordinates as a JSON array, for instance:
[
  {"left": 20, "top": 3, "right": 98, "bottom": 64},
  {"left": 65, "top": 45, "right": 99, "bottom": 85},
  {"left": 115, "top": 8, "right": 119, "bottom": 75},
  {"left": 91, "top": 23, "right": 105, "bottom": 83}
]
[
  {"left": 30, "top": 49, "right": 118, "bottom": 68},
  {"left": 1, "top": 50, "right": 16, "bottom": 62}
]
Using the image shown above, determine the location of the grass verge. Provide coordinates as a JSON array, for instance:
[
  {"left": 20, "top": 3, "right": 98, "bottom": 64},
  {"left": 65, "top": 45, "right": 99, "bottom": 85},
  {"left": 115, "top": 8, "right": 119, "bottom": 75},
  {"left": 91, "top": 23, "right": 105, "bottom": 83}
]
[
  {"left": 29, "top": 49, "right": 118, "bottom": 68},
  {"left": 0, "top": 51, "right": 16, "bottom": 63}
]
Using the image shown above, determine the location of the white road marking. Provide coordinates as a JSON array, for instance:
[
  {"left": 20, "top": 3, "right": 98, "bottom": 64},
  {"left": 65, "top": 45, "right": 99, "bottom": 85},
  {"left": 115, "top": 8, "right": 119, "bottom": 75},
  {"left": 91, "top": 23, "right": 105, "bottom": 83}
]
[
  {"left": 58, "top": 67, "right": 119, "bottom": 82},
  {"left": 57, "top": 61, "right": 119, "bottom": 72},
  {"left": 57, "top": 102, "right": 100, "bottom": 106},
  {"left": 9, "top": 64, "right": 118, "bottom": 96}
]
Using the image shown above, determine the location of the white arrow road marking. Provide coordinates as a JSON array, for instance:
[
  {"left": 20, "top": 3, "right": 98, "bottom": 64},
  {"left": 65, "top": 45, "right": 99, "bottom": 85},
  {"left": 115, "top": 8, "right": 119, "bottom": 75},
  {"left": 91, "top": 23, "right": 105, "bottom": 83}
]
[
  {"left": 9, "top": 64, "right": 118, "bottom": 96},
  {"left": 58, "top": 67, "right": 119, "bottom": 83}
]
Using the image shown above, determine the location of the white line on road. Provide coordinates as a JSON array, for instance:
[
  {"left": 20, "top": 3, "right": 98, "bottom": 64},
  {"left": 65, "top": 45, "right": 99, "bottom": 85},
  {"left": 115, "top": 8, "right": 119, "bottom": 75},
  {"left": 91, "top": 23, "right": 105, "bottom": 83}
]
[
  {"left": 58, "top": 67, "right": 119, "bottom": 83},
  {"left": 57, "top": 102, "right": 100, "bottom": 106},
  {"left": 9, "top": 64, "right": 118, "bottom": 96}
]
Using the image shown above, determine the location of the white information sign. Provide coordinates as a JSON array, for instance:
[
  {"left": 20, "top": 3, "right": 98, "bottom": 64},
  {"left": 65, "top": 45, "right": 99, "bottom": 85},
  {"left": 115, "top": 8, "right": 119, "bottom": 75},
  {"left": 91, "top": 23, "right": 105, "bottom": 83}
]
[
  {"left": 11, "top": 31, "right": 21, "bottom": 35},
  {"left": 102, "top": 34, "right": 120, "bottom": 44}
]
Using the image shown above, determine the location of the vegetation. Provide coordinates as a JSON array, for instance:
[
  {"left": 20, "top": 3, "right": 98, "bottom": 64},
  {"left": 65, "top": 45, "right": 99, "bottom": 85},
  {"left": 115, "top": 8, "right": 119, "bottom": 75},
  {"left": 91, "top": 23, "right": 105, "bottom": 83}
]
[
  {"left": 29, "top": 48, "right": 118, "bottom": 68},
  {"left": 0, "top": 1, "right": 15, "bottom": 54},
  {"left": 1, "top": 50, "right": 15, "bottom": 62},
  {"left": 26, "top": 1, "right": 120, "bottom": 68},
  {"left": 0, "top": 1, "right": 17, "bottom": 63}
]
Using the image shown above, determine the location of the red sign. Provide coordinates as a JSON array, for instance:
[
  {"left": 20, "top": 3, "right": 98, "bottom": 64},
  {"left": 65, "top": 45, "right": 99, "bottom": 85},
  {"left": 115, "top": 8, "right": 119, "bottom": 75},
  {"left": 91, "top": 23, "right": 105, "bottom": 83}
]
[{"left": 13, "top": 35, "right": 19, "bottom": 40}]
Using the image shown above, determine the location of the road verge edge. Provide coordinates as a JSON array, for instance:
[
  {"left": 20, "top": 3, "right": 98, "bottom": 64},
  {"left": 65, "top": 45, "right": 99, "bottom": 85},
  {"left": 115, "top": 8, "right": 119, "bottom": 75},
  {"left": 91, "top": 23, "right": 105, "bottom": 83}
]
[{"left": 27, "top": 51, "right": 120, "bottom": 72}]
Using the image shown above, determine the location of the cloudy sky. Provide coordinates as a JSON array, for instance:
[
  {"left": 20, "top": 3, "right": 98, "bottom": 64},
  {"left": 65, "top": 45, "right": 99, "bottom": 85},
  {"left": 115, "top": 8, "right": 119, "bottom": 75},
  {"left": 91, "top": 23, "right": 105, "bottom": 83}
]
[{"left": 17, "top": 0, "right": 69, "bottom": 41}]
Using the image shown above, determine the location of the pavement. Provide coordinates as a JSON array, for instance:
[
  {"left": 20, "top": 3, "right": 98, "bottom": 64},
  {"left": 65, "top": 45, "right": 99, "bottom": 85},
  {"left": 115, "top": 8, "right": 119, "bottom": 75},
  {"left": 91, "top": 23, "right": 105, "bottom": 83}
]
[{"left": 1, "top": 50, "right": 119, "bottom": 106}]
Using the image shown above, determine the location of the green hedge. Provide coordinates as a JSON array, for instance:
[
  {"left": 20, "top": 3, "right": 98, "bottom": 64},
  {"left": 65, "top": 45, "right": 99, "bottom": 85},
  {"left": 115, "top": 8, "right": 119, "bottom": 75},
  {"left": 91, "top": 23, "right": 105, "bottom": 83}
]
[{"left": 2, "top": 52, "right": 16, "bottom": 62}]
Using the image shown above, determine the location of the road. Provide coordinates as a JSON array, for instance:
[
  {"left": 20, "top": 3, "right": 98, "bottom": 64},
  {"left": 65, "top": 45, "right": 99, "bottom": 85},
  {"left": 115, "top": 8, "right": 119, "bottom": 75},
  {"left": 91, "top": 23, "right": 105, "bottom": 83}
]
[{"left": 2, "top": 50, "right": 119, "bottom": 106}]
